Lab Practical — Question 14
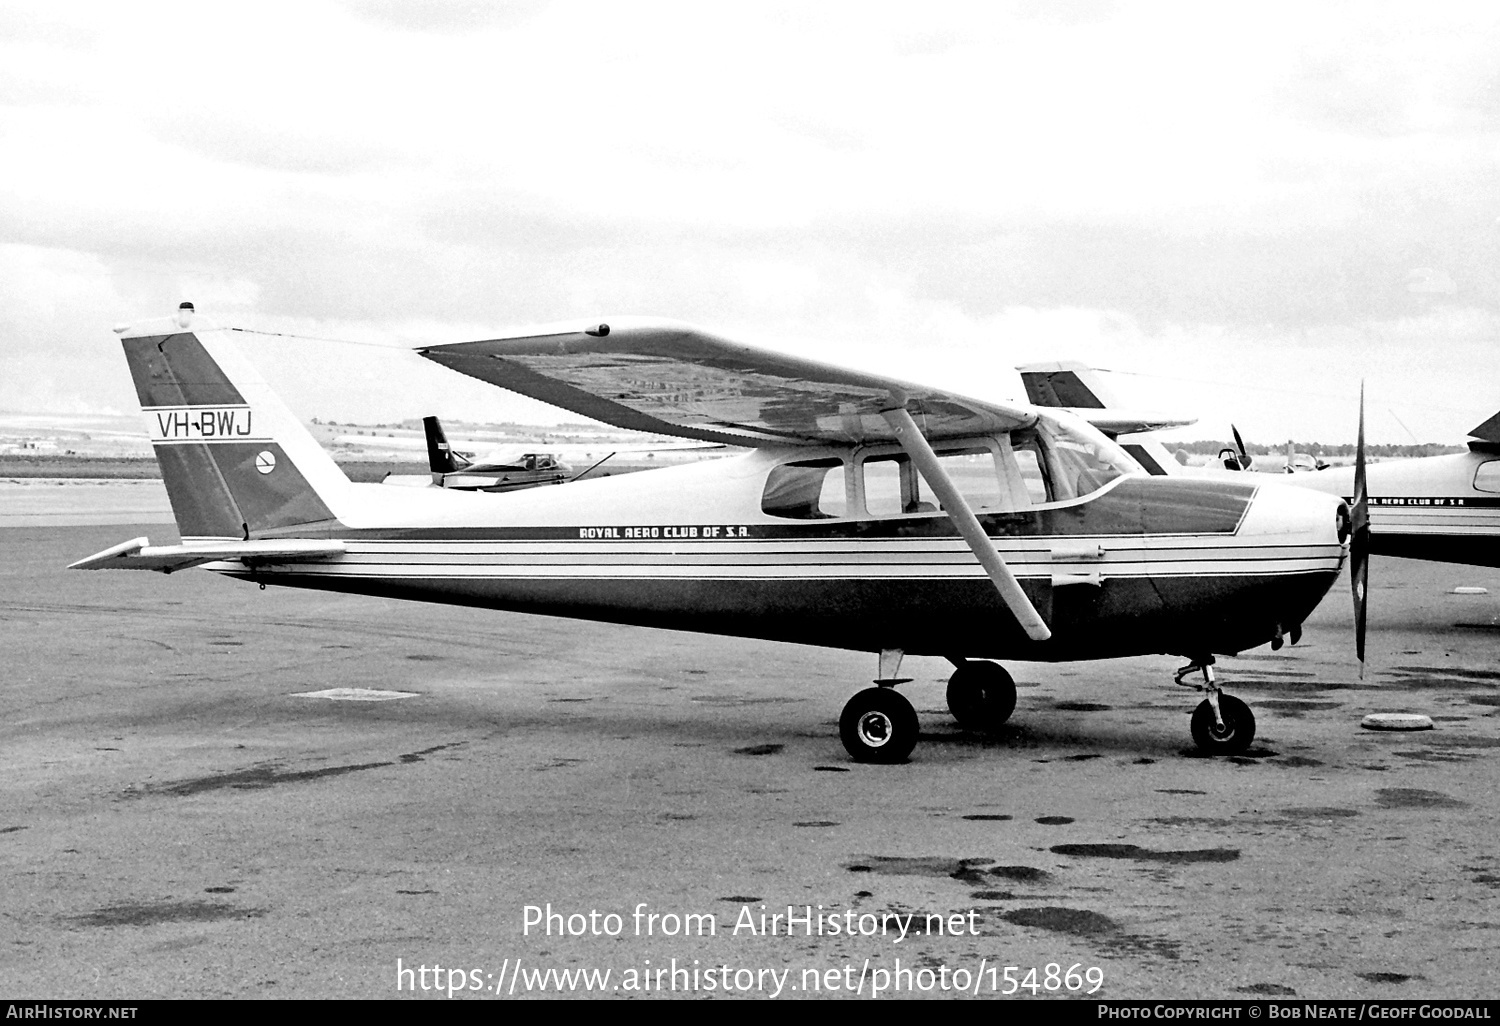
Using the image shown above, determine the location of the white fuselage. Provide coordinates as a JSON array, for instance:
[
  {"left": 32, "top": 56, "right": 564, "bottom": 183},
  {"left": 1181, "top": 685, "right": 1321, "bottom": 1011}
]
[
  {"left": 1281, "top": 451, "right": 1500, "bottom": 566},
  {"left": 209, "top": 447, "right": 1348, "bottom": 661}
]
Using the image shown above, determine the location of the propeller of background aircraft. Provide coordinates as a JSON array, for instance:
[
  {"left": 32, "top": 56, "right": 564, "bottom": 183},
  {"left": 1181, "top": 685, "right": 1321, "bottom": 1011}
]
[{"left": 1230, "top": 425, "right": 1252, "bottom": 469}]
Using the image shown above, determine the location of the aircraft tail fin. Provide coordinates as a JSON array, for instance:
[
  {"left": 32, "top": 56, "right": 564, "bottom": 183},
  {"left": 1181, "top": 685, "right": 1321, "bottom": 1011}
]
[
  {"left": 1016, "top": 361, "right": 1188, "bottom": 475},
  {"left": 1016, "top": 361, "right": 1116, "bottom": 409},
  {"left": 423, "top": 415, "right": 470, "bottom": 475},
  {"left": 117, "top": 305, "right": 351, "bottom": 541},
  {"left": 1469, "top": 410, "right": 1500, "bottom": 448},
  {"left": 1017, "top": 361, "right": 1192, "bottom": 435}
]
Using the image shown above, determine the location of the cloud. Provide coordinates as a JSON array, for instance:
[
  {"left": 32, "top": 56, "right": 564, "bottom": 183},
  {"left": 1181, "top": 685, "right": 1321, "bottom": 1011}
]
[
  {"left": 1, "top": 1, "right": 1498, "bottom": 445},
  {"left": 1406, "top": 267, "right": 1457, "bottom": 295},
  {"left": 343, "top": 0, "right": 549, "bottom": 34}
]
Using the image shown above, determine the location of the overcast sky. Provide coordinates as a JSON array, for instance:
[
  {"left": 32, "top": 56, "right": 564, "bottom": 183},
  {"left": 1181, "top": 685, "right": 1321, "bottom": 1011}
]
[{"left": 2, "top": 1, "right": 1497, "bottom": 443}]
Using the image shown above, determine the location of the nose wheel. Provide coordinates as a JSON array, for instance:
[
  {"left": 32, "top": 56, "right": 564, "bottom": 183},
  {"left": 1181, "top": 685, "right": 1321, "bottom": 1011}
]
[
  {"left": 1190, "top": 694, "right": 1255, "bottom": 754},
  {"left": 1175, "top": 658, "right": 1256, "bottom": 755}
]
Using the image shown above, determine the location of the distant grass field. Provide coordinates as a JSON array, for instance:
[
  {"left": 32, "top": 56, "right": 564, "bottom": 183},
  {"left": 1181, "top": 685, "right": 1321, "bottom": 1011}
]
[
  {"left": 0, "top": 456, "right": 429, "bottom": 483},
  {"left": 0, "top": 456, "right": 161, "bottom": 479},
  {"left": 0, "top": 455, "right": 664, "bottom": 483}
]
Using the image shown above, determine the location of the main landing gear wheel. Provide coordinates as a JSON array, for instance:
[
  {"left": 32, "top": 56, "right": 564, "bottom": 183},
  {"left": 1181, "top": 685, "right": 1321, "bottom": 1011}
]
[
  {"left": 1190, "top": 694, "right": 1256, "bottom": 755},
  {"left": 840, "top": 688, "right": 919, "bottom": 764},
  {"left": 946, "top": 661, "right": 1017, "bottom": 733}
]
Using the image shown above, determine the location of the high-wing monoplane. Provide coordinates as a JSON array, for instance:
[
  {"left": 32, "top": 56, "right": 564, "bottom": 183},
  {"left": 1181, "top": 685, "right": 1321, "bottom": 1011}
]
[
  {"left": 73, "top": 306, "right": 1351, "bottom": 761},
  {"left": 374, "top": 415, "right": 573, "bottom": 492},
  {"left": 347, "top": 415, "right": 724, "bottom": 490}
]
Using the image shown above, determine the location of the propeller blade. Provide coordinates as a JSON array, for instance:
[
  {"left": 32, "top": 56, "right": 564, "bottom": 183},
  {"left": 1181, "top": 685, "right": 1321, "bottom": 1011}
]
[
  {"left": 1351, "top": 383, "right": 1370, "bottom": 677},
  {"left": 1231, "top": 424, "right": 1252, "bottom": 468}
]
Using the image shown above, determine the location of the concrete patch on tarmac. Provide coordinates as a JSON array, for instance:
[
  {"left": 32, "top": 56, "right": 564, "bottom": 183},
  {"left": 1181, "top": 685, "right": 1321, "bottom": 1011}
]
[{"left": 291, "top": 687, "right": 420, "bottom": 701}]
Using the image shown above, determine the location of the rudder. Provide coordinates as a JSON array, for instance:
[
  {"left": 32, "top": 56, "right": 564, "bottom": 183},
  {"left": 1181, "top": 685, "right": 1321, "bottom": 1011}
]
[{"left": 119, "top": 307, "right": 350, "bottom": 540}]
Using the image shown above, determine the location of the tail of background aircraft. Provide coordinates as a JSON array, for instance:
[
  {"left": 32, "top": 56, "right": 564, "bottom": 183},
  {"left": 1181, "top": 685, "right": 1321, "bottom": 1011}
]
[
  {"left": 423, "top": 415, "right": 471, "bottom": 476},
  {"left": 1017, "top": 362, "right": 1115, "bottom": 411},
  {"left": 1016, "top": 361, "right": 1184, "bottom": 476},
  {"left": 119, "top": 304, "right": 351, "bottom": 541}
]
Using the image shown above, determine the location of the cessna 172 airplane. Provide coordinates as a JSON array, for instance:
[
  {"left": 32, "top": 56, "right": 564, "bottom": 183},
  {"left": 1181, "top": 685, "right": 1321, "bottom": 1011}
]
[{"left": 72, "top": 305, "right": 1357, "bottom": 761}]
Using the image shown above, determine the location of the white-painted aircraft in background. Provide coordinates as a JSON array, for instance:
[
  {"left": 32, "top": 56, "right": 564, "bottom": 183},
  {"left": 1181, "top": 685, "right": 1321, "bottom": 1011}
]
[
  {"left": 342, "top": 415, "right": 725, "bottom": 491},
  {"left": 1291, "top": 416, "right": 1500, "bottom": 568},
  {"left": 376, "top": 416, "right": 574, "bottom": 492},
  {"left": 1020, "top": 362, "right": 1500, "bottom": 569},
  {"left": 72, "top": 306, "right": 1354, "bottom": 760}
]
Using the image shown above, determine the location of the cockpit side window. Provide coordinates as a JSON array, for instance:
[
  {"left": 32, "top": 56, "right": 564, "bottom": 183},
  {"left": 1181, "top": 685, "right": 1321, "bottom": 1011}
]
[
  {"left": 762, "top": 458, "right": 848, "bottom": 519},
  {"left": 858, "top": 443, "right": 1007, "bottom": 516},
  {"left": 1475, "top": 460, "right": 1500, "bottom": 494},
  {"left": 932, "top": 447, "right": 1003, "bottom": 511},
  {"left": 861, "top": 454, "right": 925, "bottom": 515}
]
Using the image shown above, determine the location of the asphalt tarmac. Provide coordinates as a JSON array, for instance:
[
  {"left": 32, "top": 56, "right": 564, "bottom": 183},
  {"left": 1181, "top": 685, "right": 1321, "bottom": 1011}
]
[{"left": 3, "top": 522, "right": 1499, "bottom": 1000}]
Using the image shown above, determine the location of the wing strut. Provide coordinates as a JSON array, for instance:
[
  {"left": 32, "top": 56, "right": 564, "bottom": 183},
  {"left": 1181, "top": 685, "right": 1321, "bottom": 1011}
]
[{"left": 882, "top": 406, "right": 1052, "bottom": 642}]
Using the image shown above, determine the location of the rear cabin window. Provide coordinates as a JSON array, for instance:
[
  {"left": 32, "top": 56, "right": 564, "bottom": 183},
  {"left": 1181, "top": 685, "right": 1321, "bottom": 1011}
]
[
  {"left": 1476, "top": 461, "right": 1500, "bottom": 493},
  {"left": 762, "top": 458, "right": 847, "bottom": 519}
]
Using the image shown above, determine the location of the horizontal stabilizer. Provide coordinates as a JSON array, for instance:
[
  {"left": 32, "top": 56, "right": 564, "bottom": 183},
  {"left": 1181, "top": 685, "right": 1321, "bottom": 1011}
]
[{"left": 69, "top": 537, "right": 345, "bottom": 573}]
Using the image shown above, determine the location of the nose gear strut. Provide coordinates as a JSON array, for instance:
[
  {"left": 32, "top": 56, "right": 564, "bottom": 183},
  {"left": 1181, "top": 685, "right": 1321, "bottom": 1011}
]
[{"left": 1174, "top": 656, "right": 1256, "bottom": 755}]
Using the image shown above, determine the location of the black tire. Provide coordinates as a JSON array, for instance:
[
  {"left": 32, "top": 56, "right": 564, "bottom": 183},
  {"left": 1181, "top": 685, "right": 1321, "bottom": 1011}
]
[
  {"left": 1190, "top": 695, "right": 1256, "bottom": 755},
  {"left": 945, "top": 661, "right": 1017, "bottom": 733},
  {"left": 840, "top": 688, "right": 920, "bottom": 764}
]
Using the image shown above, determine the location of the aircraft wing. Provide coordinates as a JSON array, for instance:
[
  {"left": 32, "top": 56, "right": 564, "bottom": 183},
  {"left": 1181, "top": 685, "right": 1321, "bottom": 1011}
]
[
  {"left": 418, "top": 320, "right": 1038, "bottom": 447},
  {"left": 70, "top": 537, "right": 346, "bottom": 573}
]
